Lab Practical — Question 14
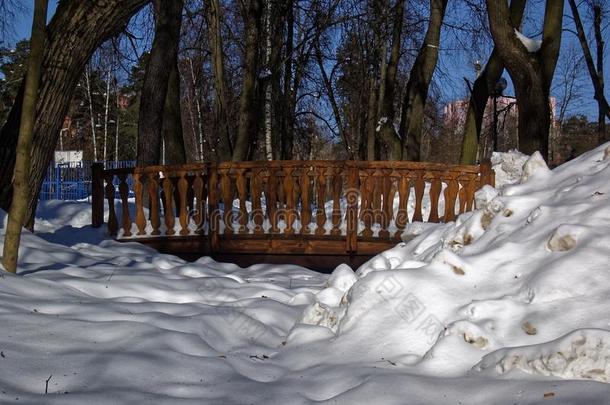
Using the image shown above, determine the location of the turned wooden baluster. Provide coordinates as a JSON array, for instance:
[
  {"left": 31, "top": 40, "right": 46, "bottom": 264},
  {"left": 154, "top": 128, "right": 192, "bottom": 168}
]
[
  {"left": 133, "top": 173, "right": 147, "bottom": 236},
  {"left": 162, "top": 173, "right": 175, "bottom": 236},
  {"left": 251, "top": 168, "right": 264, "bottom": 235},
  {"left": 372, "top": 171, "right": 382, "bottom": 226},
  {"left": 267, "top": 168, "right": 279, "bottom": 233},
  {"left": 379, "top": 170, "right": 393, "bottom": 238},
  {"left": 208, "top": 166, "right": 220, "bottom": 250},
  {"left": 192, "top": 173, "right": 205, "bottom": 233},
  {"left": 330, "top": 167, "right": 342, "bottom": 236},
  {"left": 284, "top": 166, "right": 296, "bottom": 235},
  {"left": 236, "top": 169, "right": 249, "bottom": 234},
  {"left": 443, "top": 174, "right": 459, "bottom": 222},
  {"left": 458, "top": 178, "right": 468, "bottom": 214},
  {"left": 464, "top": 174, "right": 477, "bottom": 211},
  {"left": 300, "top": 166, "right": 312, "bottom": 235},
  {"left": 221, "top": 168, "right": 233, "bottom": 234},
  {"left": 315, "top": 166, "right": 328, "bottom": 236},
  {"left": 148, "top": 172, "right": 161, "bottom": 236},
  {"left": 428, "top": 175, "right": 442, "bottom": 223},
  {"left": 118, "top": 173, "right": 132, "bottom": 237},
  {"left": 177, "top": 171, "right": 189, "bottom": 235},
  {"left": 361, "top": 170, "right": 374, "bottom": 238},
  {"left": 394, "top": 173, "right": 410, "bottom": 239},
  {"left": 412, "top": 172, "right": 425, "bottom": 223},
  {"left": 104, "top": 173, "right": 118, "bottom": 236}
]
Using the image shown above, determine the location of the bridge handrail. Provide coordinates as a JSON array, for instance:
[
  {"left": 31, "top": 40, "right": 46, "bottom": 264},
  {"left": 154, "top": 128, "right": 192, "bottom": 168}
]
[{"left": 91, "top": 159, "right": 494, "bottom": 255}]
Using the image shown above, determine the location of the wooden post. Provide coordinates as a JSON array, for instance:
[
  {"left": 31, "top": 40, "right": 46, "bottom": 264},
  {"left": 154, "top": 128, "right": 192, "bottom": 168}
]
[{"left": 91, "top": 162, "right": 105, "bottom": 227}]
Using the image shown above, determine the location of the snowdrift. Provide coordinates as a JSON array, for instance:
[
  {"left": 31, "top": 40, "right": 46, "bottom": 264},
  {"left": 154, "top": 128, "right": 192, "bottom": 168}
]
[{"left": 300, "top": 145, "right": 610, "bottom": 382}]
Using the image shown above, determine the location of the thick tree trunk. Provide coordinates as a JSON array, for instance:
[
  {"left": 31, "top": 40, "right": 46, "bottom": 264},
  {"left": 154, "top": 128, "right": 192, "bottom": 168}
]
[
  {"left": 137, "top": 0, "right": 183, "bottom": 167},
  {"left": 399, "top": 0, "right": 448, "bottom": 161},
  {"left": 2, "top": 0, "right": 48, "bottom": 274},
  {"left": 487, "top": 0, "right": 564, "bottom": 160},
  {"left": 233, "top": 0, "right": 263, "bottom": 162},
  {"left": 365, "top": 75, "right": 379, "bottom": 160},
  {"left": 378, "top": 0, "right": 405, "bottom": 161},
  {"left": 206, "top": 0, "right": 232, "bottom": 161},
  {"left": 162, "top": 61, "right": 187, "bottom": 165},
  {"left": 460, "top": 0, "right": 526, "bottom": 164},
  {"left": 0, "top": 0, "right": 149, "bottom": 228}
]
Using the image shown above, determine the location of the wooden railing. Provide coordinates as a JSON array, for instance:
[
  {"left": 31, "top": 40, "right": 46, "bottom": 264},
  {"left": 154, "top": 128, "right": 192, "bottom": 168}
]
[{"left": 91, "top": 160, "right": 494, "bottom": 264}]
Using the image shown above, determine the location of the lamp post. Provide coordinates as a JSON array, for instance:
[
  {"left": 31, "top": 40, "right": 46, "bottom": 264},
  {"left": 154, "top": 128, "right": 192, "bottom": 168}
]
[{"left": 492, "top": 77, "right": 507, "bottom": 152}]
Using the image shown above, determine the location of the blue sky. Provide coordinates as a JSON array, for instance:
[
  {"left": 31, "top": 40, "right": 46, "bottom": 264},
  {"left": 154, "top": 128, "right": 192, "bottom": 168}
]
[{"left": 4, "top": 0, "right": 608, "bottom": 122}]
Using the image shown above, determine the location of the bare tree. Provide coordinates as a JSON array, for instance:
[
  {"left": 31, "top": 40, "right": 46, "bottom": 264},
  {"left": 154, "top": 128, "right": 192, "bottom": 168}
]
[
  {"left": 486, "top": 0, "right": 564, "bottom": 160},
  {"left": 460, "top": 0, "right": 526, "bottom": 164},
  {"left": 206, "top": 0, "right": 233, "bottom": 161},
  {"left": 137, "top": 0, "right": 184, "bottom": 166},
  {"left": 568, "top": 0, "right": 609, "bottom": 144},
  {"left": 234, "top": 0, "right": 263, "bottom": 161},
  {"left": 399, "top": 0, "right": 449, "bottom": 161},
  {"left": 0, "top": 0, "right": 149, "bottom": 227}
]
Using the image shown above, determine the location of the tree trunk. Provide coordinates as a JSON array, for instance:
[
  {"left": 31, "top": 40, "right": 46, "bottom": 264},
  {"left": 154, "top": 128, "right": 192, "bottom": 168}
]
[
  {"left": 316, "top": 40, "right": 353, "bottom": 159},
  {"left": 206, "top": 0, "right": 232, "bottom": 161},
  {"left": 567, "top": 0, "right": 610, "bottom": 145},
  {"left": 280, "top": 0, "right": 295, "bottom": 160},
  {"left": 103, "top": 63, "right": 112, "bottom": 163},
  {"left": 137, "top": 0, "right": 183, "bottom": 167},
  {"left": 0, "top": 0, "right": 149, "bottom": 228},
  {"left": 378, "top": 0, "right": 405, "bottom": 160},
  {"left": 460, "top": 0, "right": 526, "bottom": 164},
  {"left": 2, "top": 0, "right": 48, "bottom": 274},
  {"left": 233, "top": 0, "right": 263, "bottom": 162},
  {"left": 399, "top": 0, "right": 448, "bottom": 161},
  {"left": 85, "top": 66, "right": 98, "bottom": 161},
  {"left": 162, "top": 61, "right": 187, "bottom": 165},
  {"left": 487, "top": 0, "right": 564, "bottom": 160},
  {"left": 593, "top": 4, "right": 607, "bottom": 143}
]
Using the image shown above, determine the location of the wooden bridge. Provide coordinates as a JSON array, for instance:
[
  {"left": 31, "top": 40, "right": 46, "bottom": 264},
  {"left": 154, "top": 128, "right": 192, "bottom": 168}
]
[{"left": 91, "top": 160, "right": 494, "bottom": 271}]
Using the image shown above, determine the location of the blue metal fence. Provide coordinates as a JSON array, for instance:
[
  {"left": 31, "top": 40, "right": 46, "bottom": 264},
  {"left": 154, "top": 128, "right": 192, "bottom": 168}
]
[{"left": 40, "top": 161, "right": 136, "bottom": 201}]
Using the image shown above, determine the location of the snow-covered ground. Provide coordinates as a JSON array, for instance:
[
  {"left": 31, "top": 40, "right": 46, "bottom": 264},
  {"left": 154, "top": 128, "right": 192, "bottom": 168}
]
[{"left": 1, "top": 146, "right": 610, "bottom": 404}]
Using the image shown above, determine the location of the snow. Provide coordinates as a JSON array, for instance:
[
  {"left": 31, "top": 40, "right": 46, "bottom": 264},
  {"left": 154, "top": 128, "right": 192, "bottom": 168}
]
[
  {"left": 2, "top": 145, "right": 610, "bottom": 403},
  {"left": 515, "top": 29, "right": 542, "bottom": 53}
]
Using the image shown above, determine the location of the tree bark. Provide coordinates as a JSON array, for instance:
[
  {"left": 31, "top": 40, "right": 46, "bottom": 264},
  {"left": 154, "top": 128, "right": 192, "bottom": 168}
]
[
  {"left": 399, "top": 0, "right": 448, "bottom": 161},
  {"left": 2, "top": 0, "right": 47, "bottom": 273},
  {"left": 378, "top": 0, "right": 405, "bottom": 160},
  {"left": 206, "top": 0, "right": 232, "bottom": 161},
  {"left": 487, "top": 0, "right": 564, "bottom": 161},
  {"left": 460, "top": 0, "right": 526, "bottom": 164},
  {"left": 0, "top": 0, "right": 149, "bottom": 228},
  {"left": 280, "top": 0, "right": 295, "bottom": 160},
  {"left": 137, "top": 0, "right": 183, "bottom": 167},
  {"left": 233, "top": 0, "right": 263, "bottom": 161},
  {"left": 568, "top": 0, "right": 609, "bottom": 145},
  {"left": 162, "top": 60, "right": 187, "bottom": 165}
]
